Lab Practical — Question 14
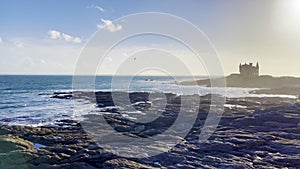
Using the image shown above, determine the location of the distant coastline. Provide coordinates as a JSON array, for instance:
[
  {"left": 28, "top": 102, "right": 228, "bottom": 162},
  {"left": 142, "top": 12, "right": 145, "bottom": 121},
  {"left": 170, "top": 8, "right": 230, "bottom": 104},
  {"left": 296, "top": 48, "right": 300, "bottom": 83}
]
[
  {"left": 181, "top": 74, "right": 300, "bottom": 88},
  {"left": 180, "top": 74, "right": 300, "bottom": 98},
  {"left": 182, "top": 62, "right": 300, "bottom": 90}
]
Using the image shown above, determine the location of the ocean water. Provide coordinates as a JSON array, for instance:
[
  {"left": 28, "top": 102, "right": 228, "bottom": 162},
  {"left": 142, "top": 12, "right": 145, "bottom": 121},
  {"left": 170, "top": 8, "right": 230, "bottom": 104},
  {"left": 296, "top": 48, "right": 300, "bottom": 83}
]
[{"left": 0, "top": 75, "right": 296, "bottom": 126}]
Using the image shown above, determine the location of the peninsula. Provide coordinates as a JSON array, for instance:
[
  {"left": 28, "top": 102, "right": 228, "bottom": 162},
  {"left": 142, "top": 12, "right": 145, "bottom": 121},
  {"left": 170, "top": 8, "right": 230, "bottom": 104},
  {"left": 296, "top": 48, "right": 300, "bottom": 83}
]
[{"left": 181, "top": 62, "right": 300, "bottom": 88}]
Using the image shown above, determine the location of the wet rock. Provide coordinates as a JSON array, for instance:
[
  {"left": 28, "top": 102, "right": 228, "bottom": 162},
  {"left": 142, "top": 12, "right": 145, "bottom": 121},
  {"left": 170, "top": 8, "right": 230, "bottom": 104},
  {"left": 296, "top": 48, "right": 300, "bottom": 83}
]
[
  {"left": 51, "top": 94, "right": 73, "bottom": 99},
  {"left": 262, "top": 121, "right": 295, "bottom": 128},
  {"left": 102, "top": 158, "right": 159, "bottom": 169},
  {"left": 0, "top": 135, "right": 34, "bottom": 153},
  {"left": 56, "top": 162, "right": 97, "bottom": 169},
  {"left": 1, "top": 91, "right": 300, "bottom": 168}
]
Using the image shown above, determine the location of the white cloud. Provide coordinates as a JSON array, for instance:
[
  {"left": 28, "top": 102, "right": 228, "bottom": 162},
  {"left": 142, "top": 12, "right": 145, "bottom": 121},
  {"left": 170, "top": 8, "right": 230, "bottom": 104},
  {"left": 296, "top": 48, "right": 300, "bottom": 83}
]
[
  {"left": 0, "top": 37, "right": 3, "bottom": 44},
  {"left": 62, "top": 33, "right": 73, "bottom": 42},
  {"left": 48, "top": 30, "right": 61, "bottom": 39},
  {"left": 97, "top": 19, "right": 122, "bottom": 32},
  {"left": 14, "top": 41, "right": 24, "bottom": 48},
  {"left": 47, "top": 30, "right": 82, "bottom": 43},
  {"left": 72, "top": 37, "right": 82, "bottom": 43}
]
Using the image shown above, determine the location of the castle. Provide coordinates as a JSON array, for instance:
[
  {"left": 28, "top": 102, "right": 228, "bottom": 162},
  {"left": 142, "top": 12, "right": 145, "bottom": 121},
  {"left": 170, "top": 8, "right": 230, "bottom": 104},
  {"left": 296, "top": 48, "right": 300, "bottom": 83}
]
[{"left": 239, "top": 62, "right": 259, "bottom": 77}]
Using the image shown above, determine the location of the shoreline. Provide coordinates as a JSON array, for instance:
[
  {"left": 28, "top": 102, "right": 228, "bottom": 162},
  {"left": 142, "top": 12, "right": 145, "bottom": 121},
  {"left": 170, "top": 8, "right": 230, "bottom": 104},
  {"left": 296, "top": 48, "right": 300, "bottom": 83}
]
[
  {"left": 2, "top": 89, "right": 298, "bottom": 127},
  {"left": 1, "top": 91, "right": 300, "bottom": 168}
]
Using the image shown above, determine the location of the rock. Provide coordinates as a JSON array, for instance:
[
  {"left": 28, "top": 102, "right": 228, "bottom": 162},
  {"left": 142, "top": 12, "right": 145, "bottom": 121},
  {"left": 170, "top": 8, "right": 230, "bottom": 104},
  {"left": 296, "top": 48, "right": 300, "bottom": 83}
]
[
  {"left": 0, "top": 151, "right": 36, "bottom": 167},
  {"left": 158, "top": 154, "right": 187, "bottom": 166},
  {"left": 30, "top": 163, "right": 59, "bottom": 169},
  {"left": 102, "top": 158, "right": 158, "bottom": 169},
  {"left": 0, "top": 127, "right": 11, "bottom": 135},
  {"left": 242, "top": 140, "right": 267, "bottom": 148},
  {"left": 1, "top": 91, "right": 300, "bottom": 168},
  {"left": 51, "top": 94, "right": 73, "bottom": 99},
  {"left": 0, "top": 135, "right": 34, "bottom": 153},
  {"left": 56, "top": 162, "right": 97, "bottom": 169},
  {"left": 191, "top": 141, "right": 235, "bottom": 153},
  {"left": 262, "top": 121, "right": 295, "bottom": 128},
  {"left": 139, "top": 129, "right": 161, "bottom": 137}
]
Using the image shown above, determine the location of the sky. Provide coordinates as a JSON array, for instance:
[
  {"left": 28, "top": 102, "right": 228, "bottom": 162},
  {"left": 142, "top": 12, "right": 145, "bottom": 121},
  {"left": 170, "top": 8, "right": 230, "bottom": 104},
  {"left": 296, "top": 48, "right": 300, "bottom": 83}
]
[{"left": 0, "top": 0, "right": 300, "bottom": 76}]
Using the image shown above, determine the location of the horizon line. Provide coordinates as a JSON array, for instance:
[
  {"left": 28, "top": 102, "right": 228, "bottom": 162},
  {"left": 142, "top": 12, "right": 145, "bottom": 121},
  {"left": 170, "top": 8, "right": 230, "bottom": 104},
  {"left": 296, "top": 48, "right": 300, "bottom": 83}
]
[{"left": 0, "top": 73, "right": 300, "bottom": 78}]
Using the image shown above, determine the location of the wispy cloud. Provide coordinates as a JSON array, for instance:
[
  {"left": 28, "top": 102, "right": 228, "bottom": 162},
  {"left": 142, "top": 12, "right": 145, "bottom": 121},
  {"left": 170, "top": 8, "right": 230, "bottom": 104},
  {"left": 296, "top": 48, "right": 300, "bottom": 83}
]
[
  {"left": 97, "top": 19, "right": 122, "bottom": 32},
  {"left": 94, "top": 5, "right": 105, "bottom": 12},
  {"left": 88, "top": 4, "right": 105, "bottom": 12},
  {"left": 47, "top": 30, "right": 82, "bottom": 43},
  {"left": 61, "top": 33, "right": 82, "bottom": 43},
  {"left": 0, "top": 37, "right": 3, "bottom": 44}
]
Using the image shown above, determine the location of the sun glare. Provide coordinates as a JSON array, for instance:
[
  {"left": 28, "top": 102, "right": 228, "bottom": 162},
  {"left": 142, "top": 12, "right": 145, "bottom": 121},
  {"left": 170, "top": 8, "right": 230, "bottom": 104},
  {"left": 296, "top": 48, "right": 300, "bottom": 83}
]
[
  {"left": 287, "top": 0, "right": 300, "bottom": 17},
  {"left": 274, "top": 0, "right": 300, "bottom": 33}
]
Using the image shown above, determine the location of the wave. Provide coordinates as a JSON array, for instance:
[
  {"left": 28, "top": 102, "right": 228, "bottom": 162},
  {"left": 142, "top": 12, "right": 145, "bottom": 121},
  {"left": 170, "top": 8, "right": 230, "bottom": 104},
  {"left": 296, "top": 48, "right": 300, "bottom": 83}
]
[{"left": 0, "top": 104, "right": 27, "bottom": 109}]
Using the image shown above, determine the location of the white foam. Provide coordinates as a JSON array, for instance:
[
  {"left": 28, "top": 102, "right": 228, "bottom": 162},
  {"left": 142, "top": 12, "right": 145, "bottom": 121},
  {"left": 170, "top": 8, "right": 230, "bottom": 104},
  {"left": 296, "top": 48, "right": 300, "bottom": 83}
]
[
  {"left": 224, "top": 104, "right": 247, "bottom": 109},
  {"left": 131, "top": 101, "right": 152, "bottom": 106}
]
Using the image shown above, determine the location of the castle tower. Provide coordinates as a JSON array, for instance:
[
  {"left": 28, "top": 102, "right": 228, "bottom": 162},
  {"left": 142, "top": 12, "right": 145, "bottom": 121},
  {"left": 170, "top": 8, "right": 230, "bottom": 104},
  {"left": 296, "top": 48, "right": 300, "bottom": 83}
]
[
  {"left": 255, "top": 62, "right": 259, "bottom": 76},
  {"left": 239, "top": 62, "right": 259, "bottom": 78}
]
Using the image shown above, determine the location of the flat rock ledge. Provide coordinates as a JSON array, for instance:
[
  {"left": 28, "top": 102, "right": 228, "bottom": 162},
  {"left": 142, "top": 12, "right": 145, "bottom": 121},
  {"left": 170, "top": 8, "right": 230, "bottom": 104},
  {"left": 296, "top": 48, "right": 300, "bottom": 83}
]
[{"left": 0, "top": 92, "right": 299, "bottom": 169}]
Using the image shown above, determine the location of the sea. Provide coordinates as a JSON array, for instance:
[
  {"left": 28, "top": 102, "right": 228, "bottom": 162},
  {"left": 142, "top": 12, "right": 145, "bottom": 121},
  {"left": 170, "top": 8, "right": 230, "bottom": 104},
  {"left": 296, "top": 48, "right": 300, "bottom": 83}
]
[{"left": 0, "top": 75, "right": 296, "bottom": 126}]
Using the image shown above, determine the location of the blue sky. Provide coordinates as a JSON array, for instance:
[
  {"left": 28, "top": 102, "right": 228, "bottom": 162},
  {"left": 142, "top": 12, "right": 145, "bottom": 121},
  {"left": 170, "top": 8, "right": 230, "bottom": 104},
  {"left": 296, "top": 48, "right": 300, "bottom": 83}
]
[
  {"left": 0, "top": 0, "right": 204, "bottom": 37},
  {"left": 0, "top": 0, "right": 225, "bottom": 38},
  {"left": 1, "top": 0, "right": 300, "bottom": 76}
]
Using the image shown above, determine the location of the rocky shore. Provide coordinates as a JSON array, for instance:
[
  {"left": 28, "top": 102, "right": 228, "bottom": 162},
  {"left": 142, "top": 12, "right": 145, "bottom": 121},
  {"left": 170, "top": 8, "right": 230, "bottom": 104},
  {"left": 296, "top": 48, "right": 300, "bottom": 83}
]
[{"left": 1, "top": 91, "right": 300, "bottom": 168}]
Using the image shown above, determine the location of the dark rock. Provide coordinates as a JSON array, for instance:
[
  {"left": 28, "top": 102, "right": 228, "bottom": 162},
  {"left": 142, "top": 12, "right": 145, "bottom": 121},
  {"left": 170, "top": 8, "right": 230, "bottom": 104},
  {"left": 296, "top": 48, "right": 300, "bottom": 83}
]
[
  {"left": 1, "top": 91, "right": 300, "bottom": 168},
  {"left": 102, "top": 158, "right": 159, "bottom": 169},
  {"left": 51, "top": 94, "right": 73, "bottom": 99}
]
